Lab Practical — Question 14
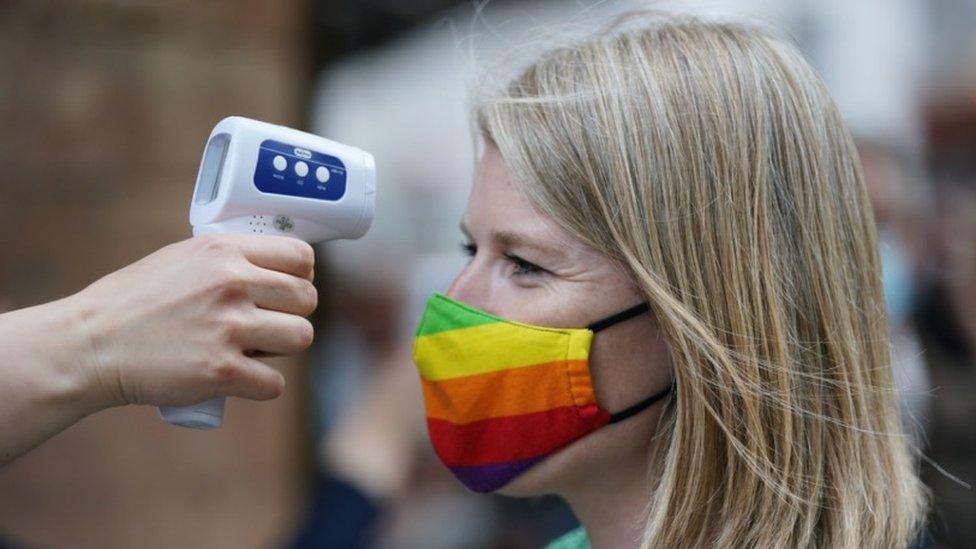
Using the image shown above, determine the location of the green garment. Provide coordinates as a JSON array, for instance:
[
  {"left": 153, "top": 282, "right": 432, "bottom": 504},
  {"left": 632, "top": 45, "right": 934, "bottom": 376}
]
[{"left": 544, "top": 526, "right": 590, "bottom": 549}]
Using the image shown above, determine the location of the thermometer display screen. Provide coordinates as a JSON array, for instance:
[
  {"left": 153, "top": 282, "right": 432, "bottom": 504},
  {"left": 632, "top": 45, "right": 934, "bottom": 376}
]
[{"left": 194, "top": 133, "right": 230, "bottom": 205}]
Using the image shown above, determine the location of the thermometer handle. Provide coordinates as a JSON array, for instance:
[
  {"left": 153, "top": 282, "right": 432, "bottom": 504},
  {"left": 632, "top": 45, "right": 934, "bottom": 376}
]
[
  {"left": 159, "top": 397, "right": 225, "bottom": 430},
  {"left": 157, "top": 223, "right": 257, "bottom": 430}
]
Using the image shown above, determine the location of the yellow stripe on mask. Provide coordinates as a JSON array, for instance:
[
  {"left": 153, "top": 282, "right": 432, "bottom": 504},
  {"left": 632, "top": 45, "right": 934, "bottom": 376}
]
[{"left": 413, "top": 321, "right": 593, "bottom": 381}]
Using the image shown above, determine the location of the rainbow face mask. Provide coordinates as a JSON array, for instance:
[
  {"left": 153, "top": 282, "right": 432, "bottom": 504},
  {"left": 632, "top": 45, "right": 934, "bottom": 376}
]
[{"left": 412, "top": 292, "right": 673, "bottom": 493}]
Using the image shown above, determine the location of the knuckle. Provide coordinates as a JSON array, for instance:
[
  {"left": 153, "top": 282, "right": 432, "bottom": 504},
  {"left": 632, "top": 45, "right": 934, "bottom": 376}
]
[
  {"left": 212, "top": 264, "right": 252, "bottom": 299},
  {"left": 217, "top": 311, "right": 249, "bottom": 342},
  {"left": 207, "top": 356, "right": 241, "bottom": 387},
  {"left": 197, "top": 234, "right": 233, "bottom": 255}
]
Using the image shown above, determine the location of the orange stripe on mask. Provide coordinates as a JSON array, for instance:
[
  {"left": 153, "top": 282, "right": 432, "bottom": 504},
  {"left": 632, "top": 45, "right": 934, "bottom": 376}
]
[{"left": 421, "top": 359, "right": 598, "bottom": 424}]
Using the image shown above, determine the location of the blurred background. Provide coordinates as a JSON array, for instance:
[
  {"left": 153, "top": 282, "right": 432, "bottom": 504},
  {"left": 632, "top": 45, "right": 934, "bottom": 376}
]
[{"left": 0, "top": 0, "right": 973, "bottom": 547}]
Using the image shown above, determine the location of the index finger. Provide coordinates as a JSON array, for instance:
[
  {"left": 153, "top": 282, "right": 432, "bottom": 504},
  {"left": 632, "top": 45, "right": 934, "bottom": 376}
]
[{"left": 228, "top": 234, "right": 315, "bottom": 281}]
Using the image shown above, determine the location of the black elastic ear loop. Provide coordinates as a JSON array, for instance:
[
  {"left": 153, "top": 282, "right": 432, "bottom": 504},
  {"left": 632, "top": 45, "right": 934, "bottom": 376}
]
[
  {"left": 587, "top": 302, "right": 651, "bottom": 332},
  {"left": 586, "top": 301, "right": 669, "bottom": 423},
  {"left": 608, "top": 383, "right": 675, "bottom": 424}
]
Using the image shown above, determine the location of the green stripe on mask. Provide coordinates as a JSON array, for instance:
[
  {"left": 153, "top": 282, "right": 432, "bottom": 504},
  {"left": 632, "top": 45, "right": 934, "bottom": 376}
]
[{"left": 414, "top": 292, "right": 501, "bottom": 337}]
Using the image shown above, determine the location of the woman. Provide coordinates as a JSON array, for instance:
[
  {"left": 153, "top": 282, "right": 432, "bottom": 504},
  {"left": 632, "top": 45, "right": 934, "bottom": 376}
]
[{"left": 412, "top": 12, "right": 928, "bottom": 548}]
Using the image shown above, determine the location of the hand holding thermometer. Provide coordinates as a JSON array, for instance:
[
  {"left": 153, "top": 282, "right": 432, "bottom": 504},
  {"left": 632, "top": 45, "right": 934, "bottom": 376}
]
[{"left": 158, "top": 116, "right": 376, "bottom": 429}]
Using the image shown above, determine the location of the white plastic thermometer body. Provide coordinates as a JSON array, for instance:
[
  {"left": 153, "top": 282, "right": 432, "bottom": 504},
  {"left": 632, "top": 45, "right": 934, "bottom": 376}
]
[{"left": 158, "top": 116, "right": 376, "bottom": 429}]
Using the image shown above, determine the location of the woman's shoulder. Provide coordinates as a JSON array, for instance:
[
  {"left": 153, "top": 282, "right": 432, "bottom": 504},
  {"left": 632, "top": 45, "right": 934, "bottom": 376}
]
[{"left": 544, "top": 526, "right": 590, "bottom": 549}]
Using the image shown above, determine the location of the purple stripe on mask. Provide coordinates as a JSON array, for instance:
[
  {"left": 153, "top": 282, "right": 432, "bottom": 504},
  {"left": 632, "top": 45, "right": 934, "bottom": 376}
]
[{"left": 449, "top": 455, "right": 546, "bottom": 493}]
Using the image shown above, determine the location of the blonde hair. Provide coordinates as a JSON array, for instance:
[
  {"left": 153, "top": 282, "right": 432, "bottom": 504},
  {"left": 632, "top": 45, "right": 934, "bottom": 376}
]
[{"left": 475, "top": 12, "right": 927, "bottom": 548}]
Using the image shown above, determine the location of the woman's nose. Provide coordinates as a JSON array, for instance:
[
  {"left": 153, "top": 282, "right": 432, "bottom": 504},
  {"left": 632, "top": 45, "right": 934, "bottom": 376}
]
[{"left": 445, "top": 262, "right": 489, "bottom": 309}]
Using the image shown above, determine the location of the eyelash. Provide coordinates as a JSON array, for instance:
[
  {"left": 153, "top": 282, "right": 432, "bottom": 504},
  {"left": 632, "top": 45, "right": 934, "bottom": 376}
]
[{"left": 460, "top": 241, "right": 544, "bottom": 276}]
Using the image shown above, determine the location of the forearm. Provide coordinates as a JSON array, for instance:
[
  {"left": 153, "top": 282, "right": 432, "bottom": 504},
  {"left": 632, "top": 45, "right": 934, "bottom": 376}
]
[{"left": 0, "top": 296, "right": 107, "bottom": 466}]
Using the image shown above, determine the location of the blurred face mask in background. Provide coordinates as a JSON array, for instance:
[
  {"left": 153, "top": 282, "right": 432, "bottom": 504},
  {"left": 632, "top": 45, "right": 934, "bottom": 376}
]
[{"left": 412, "top": 292, "right": 673, "bottom": 492}]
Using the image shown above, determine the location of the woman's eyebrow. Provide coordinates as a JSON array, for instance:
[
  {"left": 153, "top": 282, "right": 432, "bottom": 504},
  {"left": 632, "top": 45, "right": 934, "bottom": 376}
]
[
  {"left": 492, "top": 230, "right": 568, "bottom": 261},
  {"left": 459, "top": 220, "right": 568, "bottom": 261}
]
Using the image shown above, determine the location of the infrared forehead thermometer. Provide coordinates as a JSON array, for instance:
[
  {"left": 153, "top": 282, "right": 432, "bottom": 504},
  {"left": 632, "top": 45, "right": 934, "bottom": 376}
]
[{"left": 158, "top": 116, "right": 376, "bottom": 429}]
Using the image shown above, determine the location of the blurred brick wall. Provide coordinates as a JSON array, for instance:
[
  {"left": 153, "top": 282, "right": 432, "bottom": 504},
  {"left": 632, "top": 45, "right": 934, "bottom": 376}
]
[{"left": 0, "top": 1, "right": 313, "bottom": 547}]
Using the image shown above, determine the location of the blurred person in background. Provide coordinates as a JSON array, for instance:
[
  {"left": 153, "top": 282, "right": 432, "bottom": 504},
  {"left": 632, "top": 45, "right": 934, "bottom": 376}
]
[
  {"left": 912, "top": 93, "right": 976, "bottom": 547},
  {"left": 859, "top": 141, "right": 933, "bottom": 438}
]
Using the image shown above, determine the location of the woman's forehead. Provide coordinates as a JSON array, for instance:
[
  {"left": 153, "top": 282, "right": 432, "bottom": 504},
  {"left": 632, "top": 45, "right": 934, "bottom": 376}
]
[
  {"left": 468, "top": 149, "right": 563, "bottom": 231},
  {"left": 463, "top": 168, "right": 601, "bottom": 265}
]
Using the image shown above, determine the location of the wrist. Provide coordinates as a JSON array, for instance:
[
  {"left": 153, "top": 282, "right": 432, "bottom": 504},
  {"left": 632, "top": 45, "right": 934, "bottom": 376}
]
[
  {"left": 0, "top": 296, "right": 112, "bottom": 428},
  {"left": 0, "top": 295, "right": 120, "bottom": 465},
  {"left": 58, "top": 290, "right": 127, "bottom": 411}
]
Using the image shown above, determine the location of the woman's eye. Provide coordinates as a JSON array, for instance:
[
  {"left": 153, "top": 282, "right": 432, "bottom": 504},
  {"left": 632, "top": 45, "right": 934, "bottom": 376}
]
[
  {"left": 504, "top": 253, "right": 543, "bottom": 276},
  {"left": 459, "top": 241, "right": 544, "bottom": 277}
]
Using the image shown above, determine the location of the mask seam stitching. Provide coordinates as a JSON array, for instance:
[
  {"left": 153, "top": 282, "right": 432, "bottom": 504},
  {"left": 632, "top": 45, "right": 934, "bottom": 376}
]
[
  {"left": 564, "top": 330, "right": 597, "bottom": 427},
  {"left": 413, "top": 295, "right": 438, "bottom": 365}
]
